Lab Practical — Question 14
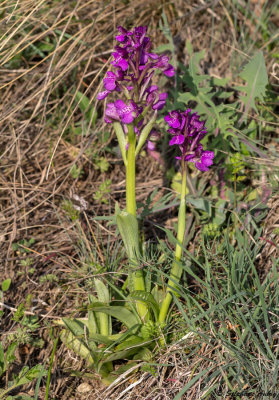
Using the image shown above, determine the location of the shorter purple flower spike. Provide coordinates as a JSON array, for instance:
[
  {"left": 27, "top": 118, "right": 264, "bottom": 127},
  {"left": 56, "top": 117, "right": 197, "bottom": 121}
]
[{"left": 165, "top": 109, "right": 214, "bottom": 172}]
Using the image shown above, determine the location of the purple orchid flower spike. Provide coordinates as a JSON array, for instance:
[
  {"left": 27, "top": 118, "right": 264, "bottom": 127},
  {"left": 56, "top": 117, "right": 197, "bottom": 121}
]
[
  {"left": 97, "top": 25, "right": 174, "bottom": 120},
  {"left": 96, "top": 25, "right": 175, "bottom": 167},
  {"left": 165, "top": 109, "right": 214, "bottom": 171}
]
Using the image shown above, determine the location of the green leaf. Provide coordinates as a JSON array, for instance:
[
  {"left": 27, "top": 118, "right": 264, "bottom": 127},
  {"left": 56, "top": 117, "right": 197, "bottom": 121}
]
[
  {"left": 237, "top": 51, "right": 268, "bottom": 122},
  {"left": 1, "top": 279, "right": 11, "bottom": 292},
  {"left": 5, "top": 342, "right": 17, "bottom": 364},
  {"left": 116, "top": 208, "right": 140, "bottom": 260},
  {"left": 62, "top": 318, "right": 87, "bottom": 337},
  {"left": 129, "top": 291, "right": 160, "bottom": 320},
  {"left": 94, "top": 279, "right": 111, "bottom": 336},
  {"left": 212, "top": 200, "right": 227, "bottom": 226},
  {"left": 74, "top": 90, "right": 97, "bottom": 127},
  {"left": 187, "top": 197, "right": 211, "bottom": 215},
  {"left": 113, "top": 122, "right": 127, "bottom": 165},
  {"left": 115, "top": 335, "right": 147, "bottom": 351},
  {"left": 133, "top": 347, "right": 153, "bottom": 361},
  {"left": 102, "top": 347, "right": 140, "bottom": 363},
  {"left": 60, "top": 329, "right": 94, "bottom": 365},
  {"left": 95, "top": 279, "right": 109, "bottom": 304},
  {"left": 88, "top": 304, "right": 140, "bottom": 329},
  {"left": 101, "top": 361, "right": 138, "bottom": 385},
  {"left": 87, "top": 333, "right": 114, "bottom": 346},
  {"left": 0, "top": 343, "right": 4, "bottom": 376}
]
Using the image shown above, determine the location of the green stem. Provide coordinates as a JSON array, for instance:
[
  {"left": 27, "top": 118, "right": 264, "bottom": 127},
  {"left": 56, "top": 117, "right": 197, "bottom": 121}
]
[
  {"left": 158, "top": 164, "right": 187, "bottom": 325},
  {"left": 126, "top": 124, "right": 136, "bottom": 216},
  {"left": 126, "top": 124, "right": 147, "bottom": 320}
]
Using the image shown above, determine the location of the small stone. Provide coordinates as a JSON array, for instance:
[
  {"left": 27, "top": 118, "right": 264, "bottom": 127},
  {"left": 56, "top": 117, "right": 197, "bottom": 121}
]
[{"left": 76, "top": 382, "right": 92, "bottom": 393}]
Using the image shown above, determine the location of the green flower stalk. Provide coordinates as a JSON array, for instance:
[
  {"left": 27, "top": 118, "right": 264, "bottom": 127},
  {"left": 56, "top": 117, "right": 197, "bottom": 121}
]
[
  {"left": 158, "top": 163, "right": 187, "bottom": 324},
  {"left": 159, "top": 109, "right": 215, "bottom": 325}
]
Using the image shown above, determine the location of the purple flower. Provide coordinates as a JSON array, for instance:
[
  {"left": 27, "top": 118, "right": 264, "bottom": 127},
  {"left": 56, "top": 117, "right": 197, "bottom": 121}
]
[
  {"left": 97, "top": 25, "right": 175, "bottom": 111},
  {"left": 154, "top": 55, "right": 175, "bottom": 77},
  {"left": 111, "top": 51, "right": 129, "bottom": 71},
  {"left": 165, "top": 109, "right": 214, "bottom": 171},
  {"left": 115, "top": 99, "right": 136, "bottom": 124},
  {"left": 195, "top": 151, "right": 214, "bottom": 171},
  {"left": 103, "top": 71, "right": 117, "bottom": 91},
  {"left": 105, "top": 102, "right": 119, "bottom": 123},
  {"left": 105, "top": 100, "right": 138, "bottom": 124},
  {"left": 145, "top": 86, "right": 168, "bottom": 110},
  {"left": 97, "top": 90, "right": 110, "bottom": 100},
  {"left": 164, "top": 111, "right": 183, "bottom": 129}
]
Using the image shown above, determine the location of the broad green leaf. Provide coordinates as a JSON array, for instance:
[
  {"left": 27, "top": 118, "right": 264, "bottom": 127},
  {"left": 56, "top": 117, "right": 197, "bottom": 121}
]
[
  {"left": 87, "top": 333, "right": 113, "bottom": 346},
  {"left": 237, "top": 51, "right": 268, "bottom": 122},
  {"left": 102, "top": 347, "right": 140, "bottom": 363},
  {"left": 95, "top": 279, "right": 109, "bottom": 304},
  {"left": 116, "top": 208, "right": 140, "bottom": 260},
  {"left": 129, "top": 291, "right": 160, "bottom": 320},
  {"left": 151, "top": 285, "right": 165, "bottom": 308},
  {"left": 88, "top": 304, "right": 140, "bottom": 329},
  {"left": 62, "top": 318, "right": 86, "bottom": 338},
  {"left": 115, "top": 335, "right": 147, "bottom": 351},
  {"left": 60, "top": 329, "right": 94, "bottom": 365},
  {"left": 88, "top": 309, "right": 98, "bottom": 338},
  {"left": 94, "top": 279, "right": 111, "bottom": 336},
  {"left": 101, "top": 361, "right": 138, "bottom": 385}
]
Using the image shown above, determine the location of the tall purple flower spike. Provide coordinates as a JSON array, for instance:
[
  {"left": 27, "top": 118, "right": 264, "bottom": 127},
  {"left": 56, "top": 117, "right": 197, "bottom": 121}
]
[
  {"left": 97, "top": 25, "right": 174, "bottom": 126},
  {"left": 165, "top": 109, "right": 214, "bottom": 172}
]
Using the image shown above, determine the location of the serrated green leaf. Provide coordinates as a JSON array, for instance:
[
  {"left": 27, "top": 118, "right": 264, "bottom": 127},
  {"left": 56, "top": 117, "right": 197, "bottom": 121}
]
[
  {"left": 188, "top": 197, "right": 211, "bottom": 215},
  {"left": 129, "top": 291, "right": 160, "bottom": 320},
  {"left": 237, "top": 51, "right": 268, "bottom": 122},
  {"left": 212, "top": 200, "right": 227, "bottom": 226},
  {"left": 5, "top": 342, "right": 17, "bottom": 364}
]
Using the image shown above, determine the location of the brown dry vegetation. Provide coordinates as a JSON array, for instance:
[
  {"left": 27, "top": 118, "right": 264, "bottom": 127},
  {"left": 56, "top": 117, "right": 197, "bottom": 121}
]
[{"left": 0, "top": 0, "right": 278, "bottom": 399}]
